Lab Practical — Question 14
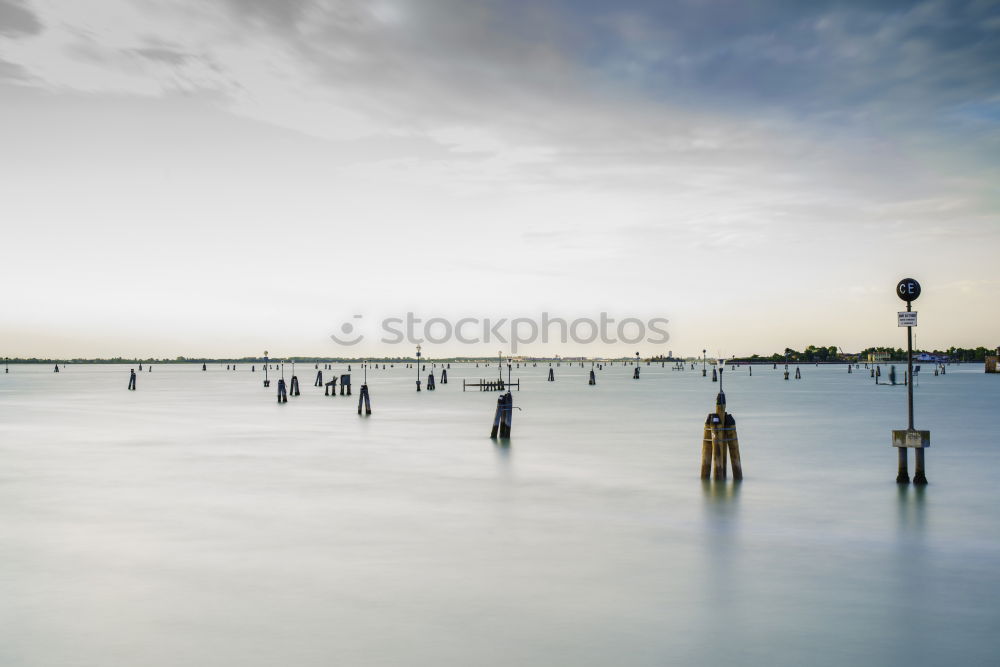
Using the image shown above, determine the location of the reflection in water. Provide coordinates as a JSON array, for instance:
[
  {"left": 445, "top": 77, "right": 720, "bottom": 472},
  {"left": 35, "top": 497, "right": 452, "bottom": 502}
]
[
  {"left": 492, "top": 438, "right": 511, "bottom": 460},
  {"left": 896, "top": 484, "right": 927, "bottom": 534},
  {"left": 890, "top": 484, "right": 928, "bottom": 647},
  {"left": 701, "top": 479, "right": 741, "bottom": 519},
  {"left": 699, "top": 479, "right": 742, "bottom": 660}
]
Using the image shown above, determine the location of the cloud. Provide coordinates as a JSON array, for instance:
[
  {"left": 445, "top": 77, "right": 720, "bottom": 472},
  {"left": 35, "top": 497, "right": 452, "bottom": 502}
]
[
  {"left": 127, "top": 45, "right": 193, "bottom": 66},
  {"left": 0, "top": 57, "right": 29, "bottom": 80},
  {"left": 0, "top": 0, "right": 42, "bottom": 37}
]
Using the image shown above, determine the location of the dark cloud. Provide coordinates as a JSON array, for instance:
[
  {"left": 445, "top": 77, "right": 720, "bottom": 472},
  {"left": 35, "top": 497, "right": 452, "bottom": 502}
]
[
  {"left": 581, "top": 0, "right": 1000, "bottom": 119},
  {"left": 128, "top": 46, "right": 192, "bottom": 65},
  {"left": 221, "top": 0, "right": 314, "bottom": 29},
  {"left": 0, "top": 57, "right": 29, "bottom": 81},
  {"left": 207, "top": 0, "right": 998, "bottom": 138},
  {"left": 0, "top": 0, "right": 42, "bottom": 37}
]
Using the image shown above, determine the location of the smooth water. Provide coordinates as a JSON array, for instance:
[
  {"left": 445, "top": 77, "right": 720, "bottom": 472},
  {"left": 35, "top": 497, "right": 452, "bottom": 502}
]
[{"left": 1, "top": 362, "right": 998, "bottom": 666}]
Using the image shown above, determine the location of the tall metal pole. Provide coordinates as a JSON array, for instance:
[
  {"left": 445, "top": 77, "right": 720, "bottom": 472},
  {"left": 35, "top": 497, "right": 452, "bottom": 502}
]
[
  {"left": 415, "top": 344, "right": 422, "bottom": 391},
  {"left": 907, "top": 301, "right": 914, "bottom": 430}
]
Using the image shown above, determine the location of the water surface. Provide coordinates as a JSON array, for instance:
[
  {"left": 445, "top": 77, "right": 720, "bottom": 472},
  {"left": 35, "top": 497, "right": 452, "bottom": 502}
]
[{"left": 1, "top": 361, "right": 997, "bottom": 666}]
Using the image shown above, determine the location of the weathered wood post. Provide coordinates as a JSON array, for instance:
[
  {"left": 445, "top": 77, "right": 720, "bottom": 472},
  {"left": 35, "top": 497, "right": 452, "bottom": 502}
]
[
  {"left": 290, "top": 375, "right": 300, "bottom": 396},
  {"left": 427, "top": 372, "right": 436, "bottom": 390},
  {"left": 441, "top": 368, "right": 448, "bottom": 384},
  {"left": 314, "top": 370, "right": 323, "bottom": 387},
  {"left": 500, "top": 392, "right": 513, "bottom": 437},
  {"left": 325, "top": 376, "right": 337, "bottom": 395},
  {"left": 263, "top": 352, "right": 270, "bottom": 388},
  {"left": 357, "top": 363, "right": 371, "bottom": 415},
  {"left": 711, "top": 367, "right": 717, "bottom": 382},
  {"left": 202, "top": 363, "right": 206, "bottom": 371},
  {"left": 795, "top": 367, "right": 801, "bottom": 379},
  {"left": 700, "top": 414, "right": 713, "bottom": 479},
  {"left": 127, "top": 369, "right": 136, "bottom": 391},
  {"left": 276, "top": 378, "right": 287, "bottom": 403},
  {"left": 340, "top": 374, "right": 351, "bottom": 395},
  {"left": 633, "top": 351, "right": 640, "bottom": 379},
  {"left": 490, "top": 394, "right": 504, "bottom": 437},
  {"left": 589, "top": 369, "right": 596, "bottom": 385},
  {"left": 490, "top": 392, "right": 514, "bottom": 438},
  {"left": 548, "top": 368, "right": 555, "bottom": 381},
  {"left": 358, "top": 384, "right": 372, "bottom": 415},
  {"left": 700, "top": 385, "right": 742, "bottom": 481}
]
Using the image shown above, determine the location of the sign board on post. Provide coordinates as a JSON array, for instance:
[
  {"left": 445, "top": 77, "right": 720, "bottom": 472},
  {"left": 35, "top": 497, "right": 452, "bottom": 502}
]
[
  {"left": 892, "top": 429, "right": 930, "bottom": 448},
  {"left": 897, "top": 278, "right": 921, "bottom": 302},
  {"left": 898, "top": 311, "right": 918, "bottom": 327}
]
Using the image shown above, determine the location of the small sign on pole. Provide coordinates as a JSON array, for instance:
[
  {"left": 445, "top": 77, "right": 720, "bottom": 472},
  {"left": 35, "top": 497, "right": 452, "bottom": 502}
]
[{"left": 897, "top": 311, "right": 918, "bottom": 327}]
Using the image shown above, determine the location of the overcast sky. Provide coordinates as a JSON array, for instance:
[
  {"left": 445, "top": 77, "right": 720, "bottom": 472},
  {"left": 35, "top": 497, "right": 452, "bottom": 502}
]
[{"left": 1, "top": 0, "right": 998, "bottom": 358}]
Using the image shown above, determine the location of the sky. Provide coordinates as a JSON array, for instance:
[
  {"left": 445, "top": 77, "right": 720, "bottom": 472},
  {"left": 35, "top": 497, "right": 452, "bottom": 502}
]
[{"left": 1, "top": 0, "right": 998, "bottom": 359}]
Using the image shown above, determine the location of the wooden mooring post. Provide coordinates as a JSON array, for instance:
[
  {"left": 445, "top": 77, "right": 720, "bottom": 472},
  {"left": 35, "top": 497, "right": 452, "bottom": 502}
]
[
  {"left": 489, "top": 392, "right": 514, "bottom": 438},
  {"left": 357, "top": 384, "right": 372, "bottom": 415},
  {"left": 700, "top": 389, "right": 743, "bottom": 481},
  {"left": 127, "top": 369, "right": 136, "bottom": 391}
]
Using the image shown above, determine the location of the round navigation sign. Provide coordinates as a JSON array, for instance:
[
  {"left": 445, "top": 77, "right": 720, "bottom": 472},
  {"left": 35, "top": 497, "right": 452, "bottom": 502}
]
[{"left": 897, "top": 278, "right": 921, "bottom": 302}]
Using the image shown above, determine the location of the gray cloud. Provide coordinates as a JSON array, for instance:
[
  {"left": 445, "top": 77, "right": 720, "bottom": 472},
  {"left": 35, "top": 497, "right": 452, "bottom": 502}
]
[
  {"left": 128, "top": 46, "right": 193, "bottom": 66},
  {"left": 0, "top": 0, "right": 42, "bottom": 37},
  {"left": 0, "top": 57, "right": 29, "bottom": 81},
  {"left": 207, "top": 1, "right": 998, "bottom": 121}
]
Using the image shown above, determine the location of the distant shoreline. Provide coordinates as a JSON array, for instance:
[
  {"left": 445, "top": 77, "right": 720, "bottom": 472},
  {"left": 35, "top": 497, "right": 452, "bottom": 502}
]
[{"left": 2, "top": 354, "right": 991, "bottom": 365}]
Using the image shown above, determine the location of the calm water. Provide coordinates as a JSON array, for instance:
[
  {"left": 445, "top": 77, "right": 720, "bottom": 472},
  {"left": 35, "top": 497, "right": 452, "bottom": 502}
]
[{"left": 1, "top": 361, "right": 998, "bottom": 666}]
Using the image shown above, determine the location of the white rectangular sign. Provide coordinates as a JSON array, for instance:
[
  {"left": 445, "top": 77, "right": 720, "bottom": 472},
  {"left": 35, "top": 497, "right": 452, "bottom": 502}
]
[{"left": 898, "top": 311, "right": 918, "bottom": 327}]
